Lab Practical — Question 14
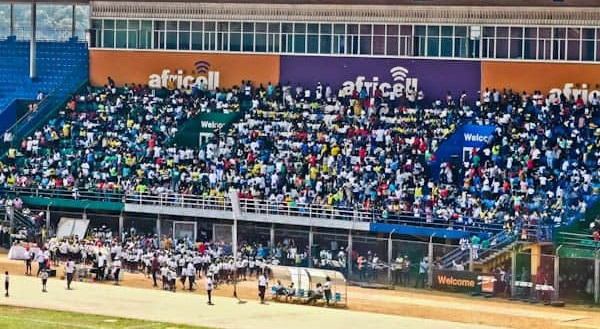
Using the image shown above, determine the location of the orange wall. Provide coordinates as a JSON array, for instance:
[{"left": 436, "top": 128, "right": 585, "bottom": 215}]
[
  {"left": 481, "top": 61, "right": 600, "bottom": 98},
  {"left": 89, "top": 50, "right": 280, "bottom": 89}
]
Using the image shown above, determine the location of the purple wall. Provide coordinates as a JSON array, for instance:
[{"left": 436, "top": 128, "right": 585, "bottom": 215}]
[{"left": 280, "top": 56, "right": 481, "bottom": 105}]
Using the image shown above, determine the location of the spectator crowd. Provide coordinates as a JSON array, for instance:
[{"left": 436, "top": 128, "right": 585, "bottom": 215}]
[{"left": 1, "top": 77, "right": 599, "bottom": 244}]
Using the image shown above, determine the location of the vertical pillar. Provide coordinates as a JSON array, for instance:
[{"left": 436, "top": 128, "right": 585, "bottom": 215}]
[
  {"left": 45, "top": 205, "right": 51, "bottom": 230},
  {"left": 531, "top": 244, "right": 542, "bottom": 297},
  {"left": 595, "top": 256, "right": 599, "bottom": 305},
  {"left": 387, "top": 233, "right": 393, "bottom": 284},
  {"left": 308, "top": 227, "right": 314, "bottom": 268},
  {"left": 553, "top": 255, "right": 559, "bottom": 301},
  {"left": 156, "top": 214, "right": 161, "bottom": 248},
  {"left": 7, "top": 205, "right": 13, "bottom": 246},
  {"left": 9, "top": 3, "right": 14, "bottom": 36},
  {"left": 71, "top": 4, "right": 76, "bottom": 39},
  {"left": 118, "top": 214, "right": 124, "bottom": 242},
  {"left": 269, "top": 224, "right": 275, "bottom": 248},
  {"left": 511, "top": 249, "right": 517, "bottom": 298},
  {"left": 347, "top": 230, "right": 353, "bottom": 277},
  {"left": 30, "top": 2, "right": 37, "bottom": 80},
  {"left": 428, "top": 237, "right": 434, "bottom": 287},
  {"left": 468, "top": 245, "right": 474, "bottom": 272}
]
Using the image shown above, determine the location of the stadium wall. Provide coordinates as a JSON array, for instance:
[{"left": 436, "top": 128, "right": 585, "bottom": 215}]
[
  {"left": 88, "top": 50, "right": 280, "bottom": 89},
  {"left": 481, "top": 61, "right": 600, "bottom": 103},
  {"left": 89, "top": 49, "right": 600, "bottom": 106}
]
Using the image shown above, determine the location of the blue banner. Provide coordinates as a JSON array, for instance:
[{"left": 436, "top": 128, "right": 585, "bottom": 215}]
[{"left": 430, "top": 124, "right": 496, "bottom": 180}]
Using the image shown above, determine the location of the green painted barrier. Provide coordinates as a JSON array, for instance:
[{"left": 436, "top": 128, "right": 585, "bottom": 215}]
[{"left": 21, "top": 196, "right": 123, "bottom": 212}]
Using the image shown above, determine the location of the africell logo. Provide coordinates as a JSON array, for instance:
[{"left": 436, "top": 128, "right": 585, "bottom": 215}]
[
  {"left": 549, "top": 83, "right": 600, "bottom": 104},
  {"left": 148, "top": 60, "right": 220, "bottom": 90},
  {"left": 341, "top": 66, "right": 419, "bottom": 98}
]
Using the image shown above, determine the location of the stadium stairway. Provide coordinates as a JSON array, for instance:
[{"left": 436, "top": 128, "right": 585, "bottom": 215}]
[{"left": 0, "top": 37, "right": 89, "bottom": 135}]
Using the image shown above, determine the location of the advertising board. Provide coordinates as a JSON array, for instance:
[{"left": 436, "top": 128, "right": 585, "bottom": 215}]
[
  {"left": 432, "top": 269, "right": 486, "bottom": 294},
  {"left": 280, "top": 56, "right": 481, "bottom": 105},
  {"left": 89, "top": 50, "right": 280, "bottom": 90},
  {"left": 430, "top": 124, "right": 497, "bottom": 179},
  {"left": 482, "top": 61, "right": 600, "bottom": 104}
]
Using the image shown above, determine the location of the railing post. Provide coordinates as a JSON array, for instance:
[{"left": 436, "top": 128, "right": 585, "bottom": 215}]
[
  {"left": 553, "top": 254, "right": 560, "bottom": 301},
  {"left": 428, "top": 233, "right": 435, "bottom": 288},
  {"left": 156, "top": 214, "right": 161, "bottom": 247},
  {"left": 308, "top": 226, "right": 314, "bottom": 268},
  {"left": 347, "top": 230, "right": 353, "bottom": 277},
  {"left": 270, "top": 224, "right": 275, "bottom": 249},
  {"left": 511, "top": 247, "right": 517, "bottom": 298},
  {"left": 388, "top": 229, "right": 396, "bottom": 284},
  {"left": 118, "top": 214, "right": 124, "bottom": 242},
  {"left": 595, "top": 251, "right": 600, "bottom": 305},
  {"left": 468, "top": 244, "right": 474, "bottom": 272}
]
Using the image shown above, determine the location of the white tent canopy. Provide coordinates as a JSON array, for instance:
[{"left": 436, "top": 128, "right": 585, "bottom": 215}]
[{"left": 269, "top": 265, "right": 346, "bottom": 294}]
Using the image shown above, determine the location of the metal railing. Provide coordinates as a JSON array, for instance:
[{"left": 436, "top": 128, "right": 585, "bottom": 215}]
[
  {"left": 123, "top": 191, "right": 505, "bottom": 233},
  {"left": 557, "top": 231, "right": 597, "bottom": 250},
  {"left": 3, "top": 186, "right": 505, "bottom": 234}
]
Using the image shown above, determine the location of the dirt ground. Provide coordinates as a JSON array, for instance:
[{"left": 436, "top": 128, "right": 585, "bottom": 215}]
[{"left": 1, "top": 253, "right": 599, "bottom": 329}]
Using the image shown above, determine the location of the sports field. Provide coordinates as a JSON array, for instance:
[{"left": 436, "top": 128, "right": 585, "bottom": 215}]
[
  {"left": 1, "top": 254, "right": 599, "bottom": 329},
  {"left": 0, "top": 305, "right": 207, "bottom": 329}
]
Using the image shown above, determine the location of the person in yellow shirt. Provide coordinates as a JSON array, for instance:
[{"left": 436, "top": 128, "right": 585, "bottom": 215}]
[
  {"left": 62, "top": 123, "right": 71, "bottom": 138},
  {"left": 331, "top": 144, "right": 340, "bottom": 156},
  {"left": 414, "top": 185, "right": 423, "bottom": 200}
]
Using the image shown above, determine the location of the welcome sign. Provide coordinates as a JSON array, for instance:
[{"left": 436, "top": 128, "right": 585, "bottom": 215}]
[
  {"left": 432, "top": 269, "right": 480, "bottom": 293},
  {"left": 430, "top": 124, "right": 497, "bottom": 180}
]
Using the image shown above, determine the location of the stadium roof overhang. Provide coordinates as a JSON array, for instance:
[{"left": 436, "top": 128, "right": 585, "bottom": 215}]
[{"left": 88, "top": 1, "right": 600, "bottom": 27}]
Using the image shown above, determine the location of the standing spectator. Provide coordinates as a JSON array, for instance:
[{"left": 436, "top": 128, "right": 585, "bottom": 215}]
[
  {"left": 415, "top": 257, "right": 429, "bottom": 288},
  {"left": 205, "top": 275, "right": 214, "bottom": 305},
  {"left": 151, "top": 253, "right": 159, "bottom": 287},
  {"left": 187, "top": 262, "right": 196, "bottom": 291},
  {"left": 41, "top": 269, "right": 48, "bottom": 292},
  {"left": 112, "top": 257, "right": 122, "bottom": 285},
  {"left": 97, "top": 252, "right": 106, "bottom": 281},
  {"left": 25, "top": 248, "right": 32, "bottom": 275},
  {"left": 36, "top": 248, "right": 46, "bottom": 276},
  {"left": 65, "top": 258, "right": 75, "bottom": 290},
  {"left": 258, "top": 273, "right": 268, "bottom": 304},
  {"left": 323, "top": 276, "right": 332, "bottom": 305},
  {"left": 4, "top": 271, "right": 9, "bottom": 297}
]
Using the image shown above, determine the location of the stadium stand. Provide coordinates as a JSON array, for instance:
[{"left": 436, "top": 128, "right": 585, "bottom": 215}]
[
  {"left": 6, "top": 77, "right": 598, "bottom": 246},
  {"left": 0, "top": 37, "right": 88, "bottom": 134}
]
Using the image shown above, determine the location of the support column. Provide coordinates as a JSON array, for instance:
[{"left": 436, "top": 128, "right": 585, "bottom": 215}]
[
  {"left": 595, "top": 256, "right": 599, "bottom": 305},
  {"left": 30, "top": 2, "right": 37, "bottom": 80},
  {"left": 156, "top": 214, "right": 161, "bottom": 248},
  {"left": 347, "top": 230, "right": 353, "bottom": 277},
  {"left": 428, "top": 235, "right": 434, "bottom": 287},
  {"left": 269, "top": 224, "right": 275, "bottom": 249},
  {"left": 118, "top": 214, "right": 124, "bottom": 242},
  {"left": 308, "top": 227, "right": 314, "bottom": 268},
  {"left": 7, "top": 205, "right": 13, "bottom": 246},
  {"left": 530, "top": 244, "right": 541, "bottom": 289},
  {"left": 468, "top": 245, "right": 474, "bottom": 272},
  {"left": 9, "top": 3, "right": 14, "bottom": 36},
  {"left": 511, "top": 248, "right": 517, "bottom": 298},
  {"left": 553, "top": 255, "right": 560, "bottom": 301},
  {"left": 387, "top": 232, "right": 393, "bottom": 284},
  {"left": 71, "top": 4, "right": 76, "bottom": 39}
]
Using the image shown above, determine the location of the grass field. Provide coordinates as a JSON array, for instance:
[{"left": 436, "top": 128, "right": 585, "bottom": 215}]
[{"left": 0, "top": 305, "right": 210, "bottom": 329}]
